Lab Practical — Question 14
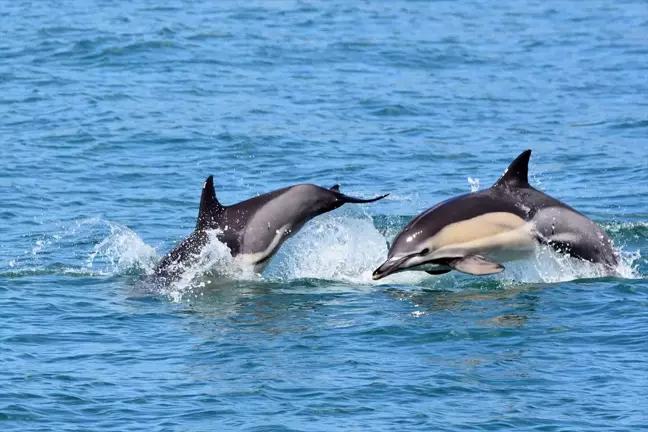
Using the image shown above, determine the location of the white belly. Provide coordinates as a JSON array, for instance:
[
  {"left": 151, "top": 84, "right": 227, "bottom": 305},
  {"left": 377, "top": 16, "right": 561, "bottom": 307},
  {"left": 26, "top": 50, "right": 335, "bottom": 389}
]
[{"left": 235, "top": 224, "right": 292, "bottom": 272}]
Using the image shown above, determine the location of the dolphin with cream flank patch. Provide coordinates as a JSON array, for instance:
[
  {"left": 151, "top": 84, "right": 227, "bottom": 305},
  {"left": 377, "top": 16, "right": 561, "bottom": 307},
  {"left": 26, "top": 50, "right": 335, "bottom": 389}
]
[
  {"left": 155, "top": 176, "right": 388, "bottom": 281},
  {"left": 372, "top": 150, "right": 618, "bottom": 280}
]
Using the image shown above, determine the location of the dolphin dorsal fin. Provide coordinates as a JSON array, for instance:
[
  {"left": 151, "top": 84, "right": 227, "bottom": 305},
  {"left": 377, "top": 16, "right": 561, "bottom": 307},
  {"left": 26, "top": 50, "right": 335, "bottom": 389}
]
[
  {"left": 330, "top": 184, "right": 341, "bottom": 192},
  {"left": 196, "top": 175, "right": 224, "bottom": 229},
  {"left": 493, "top": 149, "right": 532, "bottom": 189}
]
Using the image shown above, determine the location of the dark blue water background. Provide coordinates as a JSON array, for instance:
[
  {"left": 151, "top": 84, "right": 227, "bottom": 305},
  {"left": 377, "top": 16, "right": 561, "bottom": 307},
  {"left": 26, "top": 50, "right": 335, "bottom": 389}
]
[{"left": 2, "top": 1, "right": 648, "bottom": 430}]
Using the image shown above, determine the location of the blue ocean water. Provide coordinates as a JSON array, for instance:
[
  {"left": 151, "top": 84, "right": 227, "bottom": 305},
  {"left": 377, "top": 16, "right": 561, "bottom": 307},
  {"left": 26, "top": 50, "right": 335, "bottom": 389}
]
[{"left": 2, "top": 0, "right": 648, "bottom": 430}]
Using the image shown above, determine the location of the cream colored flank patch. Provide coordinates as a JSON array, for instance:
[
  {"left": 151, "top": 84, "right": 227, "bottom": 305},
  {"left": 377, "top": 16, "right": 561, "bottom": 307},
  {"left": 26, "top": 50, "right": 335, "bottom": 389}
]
[{"left": 427, "top": 212, "right": 536, "bottom": 260}]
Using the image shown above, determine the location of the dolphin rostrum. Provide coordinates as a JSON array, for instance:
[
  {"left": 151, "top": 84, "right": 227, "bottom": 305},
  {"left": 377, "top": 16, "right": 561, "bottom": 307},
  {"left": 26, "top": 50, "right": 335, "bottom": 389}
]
[
  {"left": 155, "top": 176, "right": 388, "bottom": 281},
  {"left": 372, "top": 149, "right": 618, "bottom": 280}
]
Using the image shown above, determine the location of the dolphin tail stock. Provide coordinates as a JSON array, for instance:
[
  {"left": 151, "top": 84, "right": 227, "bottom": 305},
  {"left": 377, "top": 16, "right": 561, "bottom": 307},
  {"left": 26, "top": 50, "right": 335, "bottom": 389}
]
[{"left": 196, "top": 175, "right": 225, "bottom": 229}]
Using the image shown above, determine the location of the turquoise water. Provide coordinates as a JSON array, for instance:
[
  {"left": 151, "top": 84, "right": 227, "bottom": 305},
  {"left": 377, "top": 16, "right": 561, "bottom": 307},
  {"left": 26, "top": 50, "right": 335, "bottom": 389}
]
[{"left": 2, "top": 0, "right": 648, "bottom": 430}]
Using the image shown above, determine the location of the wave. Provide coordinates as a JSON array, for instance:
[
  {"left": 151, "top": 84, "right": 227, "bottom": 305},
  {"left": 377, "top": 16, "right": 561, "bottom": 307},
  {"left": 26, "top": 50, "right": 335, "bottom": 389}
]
[{"left": 4, "top": 218, "right": 157, "bottom": 278}]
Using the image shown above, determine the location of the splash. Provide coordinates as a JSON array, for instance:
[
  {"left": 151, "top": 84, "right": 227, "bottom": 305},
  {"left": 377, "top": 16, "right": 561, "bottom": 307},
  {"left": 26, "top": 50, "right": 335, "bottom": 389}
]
[
  {"left": 264, "top": 209, "right": 430, "bottom": 286},
  {"left": 156, "top": 210, "right": 433, "bottom": 302},
  {"left": 496, "top": 243, "right": 639, "bottom": 284},
  {"left": 4, "top": 215, "right": 643, "bottom": 300},
  {"left": 467, "top": 177, "right": 480, "bottom": 192},
  {"left": 266, "top": 212, "right": 386, "bottom": 283},
  {"left": 159, "top": 230, "right": 261, "bottom": 303},
  {"left": 86, "top": 220, "right": 158, "bottom": 275},
  {"left": 155, "top": 214, "right": 644, "bottom": 300},
  {"left": 5, "top": 218, "right": 157, "bottom": 278}
]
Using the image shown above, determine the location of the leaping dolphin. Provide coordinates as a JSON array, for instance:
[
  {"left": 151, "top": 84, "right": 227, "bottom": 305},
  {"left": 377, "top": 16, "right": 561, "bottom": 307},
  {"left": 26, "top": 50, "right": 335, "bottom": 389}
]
[
  {"left": 155, "top": 177, "right": 388, "bottom": 281},
  {"left": 372, "top": 149, "right": 618, "bottom": 280}
]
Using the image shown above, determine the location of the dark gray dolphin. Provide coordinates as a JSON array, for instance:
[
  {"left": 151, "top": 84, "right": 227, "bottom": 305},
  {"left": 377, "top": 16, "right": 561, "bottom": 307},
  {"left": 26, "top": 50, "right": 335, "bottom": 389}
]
[
  {"left": 372, "top": 149, "right": 618, "bottom": 279},
  {"left": 155, "top": 177, "right": 388, "bottom": 281}
]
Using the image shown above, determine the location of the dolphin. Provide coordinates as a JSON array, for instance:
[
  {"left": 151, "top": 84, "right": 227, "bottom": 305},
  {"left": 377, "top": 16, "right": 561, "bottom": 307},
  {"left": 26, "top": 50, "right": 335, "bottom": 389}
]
[
  {"left": 154, "top": 176, "right": 388, "bottom": 281},
  {"left": 372, "top": 149, "right": 618, "bottom": 280}
]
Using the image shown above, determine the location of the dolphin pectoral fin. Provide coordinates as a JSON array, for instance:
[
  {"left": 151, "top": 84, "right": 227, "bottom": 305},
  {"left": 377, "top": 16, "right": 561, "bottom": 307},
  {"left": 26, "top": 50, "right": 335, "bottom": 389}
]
[
  {"left": 329, "top": 184, "right": 341, "bottom": 192},
  {"left": 448, "top": 256, "right": 505, "bottom": 275},
  {"left": 425, "top": 269, "right": 452, "bottom": 276},
  {"left": 339, "top": 192, "right": 389, "bottom": 204}
]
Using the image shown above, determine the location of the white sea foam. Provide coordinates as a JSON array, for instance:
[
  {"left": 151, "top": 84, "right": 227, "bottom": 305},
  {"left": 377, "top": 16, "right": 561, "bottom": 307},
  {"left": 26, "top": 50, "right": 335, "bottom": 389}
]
[
  {"left": 86, "top": 220, "right": 158, "bottom": 275},
  {"left": 495, "top": 243, "right": 638, "bottom": 284},
  {"left": 6, "top": 215, "right": 641, "bottom": 301},
  {"left": 467, "top": 177, "right": 480, "bottom": 192},
  {"left": 104, "top": 213, "right": 642, "bottom": 299},
  {"left": 5, "top": 218, "right": 158, "bottom": 277},
  {"left": 264, "top": 210, "right": 430, "bottom": 286},
  {"left": 160, "top": 230, "right": 262, "bottom": 303}
]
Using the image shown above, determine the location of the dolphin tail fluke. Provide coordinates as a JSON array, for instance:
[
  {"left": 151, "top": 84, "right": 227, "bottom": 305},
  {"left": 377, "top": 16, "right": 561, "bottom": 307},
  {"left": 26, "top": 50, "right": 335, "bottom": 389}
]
[
  {"left": 196, "top": 175, "right": 224, "bottom": 229},
  {"left": 339, "top": 192, "right": 389, "bottom": 204}
]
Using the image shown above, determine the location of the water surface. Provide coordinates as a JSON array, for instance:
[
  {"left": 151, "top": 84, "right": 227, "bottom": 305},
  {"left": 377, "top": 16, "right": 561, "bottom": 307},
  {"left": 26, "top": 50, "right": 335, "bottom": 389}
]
[{"left": 2, "top": 0, "right": 648, "bottom": 430}]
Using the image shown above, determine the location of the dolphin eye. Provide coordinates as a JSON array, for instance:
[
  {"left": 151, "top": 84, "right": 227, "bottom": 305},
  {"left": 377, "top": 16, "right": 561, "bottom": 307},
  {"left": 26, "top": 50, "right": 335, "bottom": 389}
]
[{"left": 420, "top": 248, "right": 430, "bottom": 255}]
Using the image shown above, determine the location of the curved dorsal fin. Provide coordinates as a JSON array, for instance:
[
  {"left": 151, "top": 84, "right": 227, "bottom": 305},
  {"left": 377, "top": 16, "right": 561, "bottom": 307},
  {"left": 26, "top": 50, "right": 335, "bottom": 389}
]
[
  {"left": 329, "top": 184, "right": 340, "bottom": 192},
  {"left": 493, "top": 149, "right": 532, "bottom": 189},
  {"left": 196, "top": 175, "right": 224, "bottom": 229}
]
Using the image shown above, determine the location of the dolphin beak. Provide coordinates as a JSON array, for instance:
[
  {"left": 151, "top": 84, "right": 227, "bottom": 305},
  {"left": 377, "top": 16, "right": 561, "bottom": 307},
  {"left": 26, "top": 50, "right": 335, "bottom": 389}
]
[{"left": 372, "top": 255, "right": 410, "bottom": 280}]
